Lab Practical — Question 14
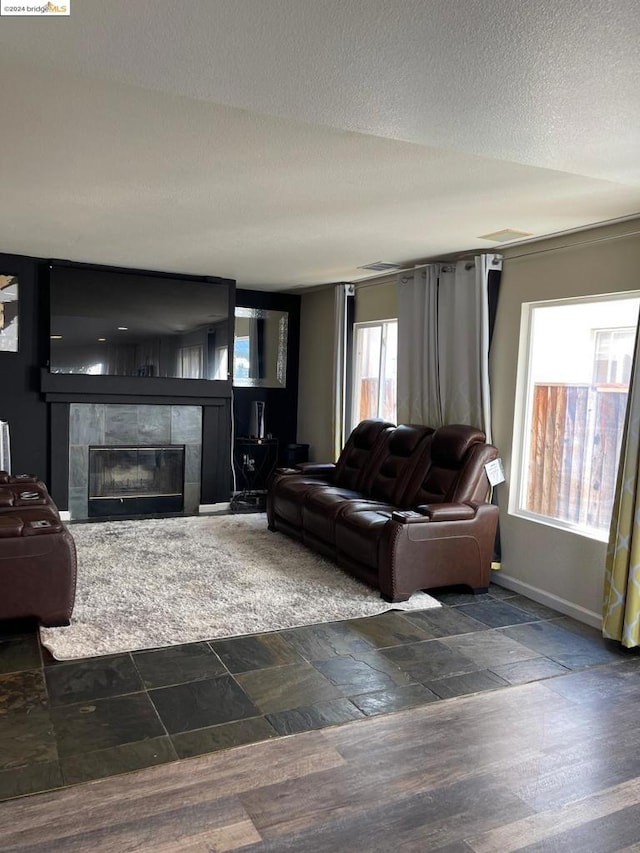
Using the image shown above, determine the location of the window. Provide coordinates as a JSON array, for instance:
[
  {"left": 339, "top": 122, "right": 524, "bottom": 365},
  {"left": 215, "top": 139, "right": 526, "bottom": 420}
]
[
  {"left": 351, "top": 320, "right": 397, "bottom": 425},
  {"left": 177, "top": 345, "right": 204, "bottom": 379},
  {"left": 512, "top": 293, "right": 640, "bottom": 539},
  {"left": 211, "top": 345, "right": 228, "bottom": 380},
  {"left": 233, "top": 336, "right": 250, "bottom": 380},
  {"left": 593, "top": 328, "right": 635, "bottom": 384}
]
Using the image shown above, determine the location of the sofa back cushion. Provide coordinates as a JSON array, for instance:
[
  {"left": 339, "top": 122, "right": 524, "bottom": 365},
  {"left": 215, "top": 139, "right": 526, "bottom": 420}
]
[
  {"left": 333, "top": 418, "right": 395, "bottom": 492},
  {"left": 405, "top": 424, "right": 497, "bottom": 506},
  {"left": 362, "top": 424, "right": 434, "bottom": 505},
  {"left": 447, "top": 442, "right": 500, "bottom": 503}
]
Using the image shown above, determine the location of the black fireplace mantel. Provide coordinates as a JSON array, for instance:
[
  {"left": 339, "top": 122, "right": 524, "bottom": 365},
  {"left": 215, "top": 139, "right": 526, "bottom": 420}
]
[
  {"left": 40, "top": 369, "right": 232, "bottom": 404},
  {"left": 45, "top": 375, "right": 233, "bottom": 512}
]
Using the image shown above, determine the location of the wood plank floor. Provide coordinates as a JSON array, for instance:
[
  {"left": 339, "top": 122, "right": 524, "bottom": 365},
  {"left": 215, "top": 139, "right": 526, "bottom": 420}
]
[{"left": 2, "top": 661, "right": 640, "bottom": 852}]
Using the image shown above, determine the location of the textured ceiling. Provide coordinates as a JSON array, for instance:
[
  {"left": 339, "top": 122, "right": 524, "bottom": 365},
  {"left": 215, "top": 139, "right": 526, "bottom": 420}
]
[{"left": 0, "top": 0, "right": 638, "bottom": 289}]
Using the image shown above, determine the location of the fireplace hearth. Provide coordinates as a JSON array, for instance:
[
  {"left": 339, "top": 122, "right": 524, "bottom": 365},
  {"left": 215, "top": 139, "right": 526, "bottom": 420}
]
[{"left": 88, "top": 445, "right": 185, "bottom": 518}]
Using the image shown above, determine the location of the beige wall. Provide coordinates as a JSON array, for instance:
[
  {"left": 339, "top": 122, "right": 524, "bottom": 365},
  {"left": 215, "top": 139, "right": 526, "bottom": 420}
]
[
  {"left": 297, "top": 278, "right": 398, "bottom": 460},
  {"left": 296, "top": 286, "right": 336, "bottom": 461},
  {"left": 491, "top": 218, "right": 640, "bottom": 624},
  {"left": 354, "top": 276, "right": 397, "bottom": 323}
]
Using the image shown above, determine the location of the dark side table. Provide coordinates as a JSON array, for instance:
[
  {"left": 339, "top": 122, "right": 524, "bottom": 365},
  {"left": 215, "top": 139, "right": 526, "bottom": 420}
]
[{"left": 232, "top": 437, "right": 278, "bottom": 512}]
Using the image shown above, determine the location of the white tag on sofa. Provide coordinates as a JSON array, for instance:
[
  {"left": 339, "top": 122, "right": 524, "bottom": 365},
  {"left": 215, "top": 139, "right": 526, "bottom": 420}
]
[{"left": 485, "top": 458, "right": 505, "bottom": 486}]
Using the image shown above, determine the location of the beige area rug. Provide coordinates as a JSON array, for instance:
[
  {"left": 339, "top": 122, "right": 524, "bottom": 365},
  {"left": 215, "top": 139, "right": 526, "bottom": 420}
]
[{"left": 40, "top": 514, "right": 441, "bottom": 660}]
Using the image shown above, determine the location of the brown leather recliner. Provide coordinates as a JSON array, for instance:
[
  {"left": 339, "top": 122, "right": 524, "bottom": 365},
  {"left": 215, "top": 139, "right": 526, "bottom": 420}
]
[
  {"left": 0, "top": 472, "right": 77, "bottom": 627},
  {"left": 301, "top": 424, "right": 433, "bottom": 559},
  {"left": 267, "top": 422, "right": 499, "bottom": 601},
  {"left": 335, "top": 425, "right": 499, "bottom": 600},
  {"left": 266, "top": 418, "right": 394, "bottom": 538}
]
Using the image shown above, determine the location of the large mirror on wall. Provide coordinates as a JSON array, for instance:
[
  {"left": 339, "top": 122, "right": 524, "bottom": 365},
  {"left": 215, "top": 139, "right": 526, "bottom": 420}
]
[
  {"left": 233, "top": 307, "right": 288, "bottom": 388},
  {"left": 0, "top": 274, "right": 19, "bottom": 352}
]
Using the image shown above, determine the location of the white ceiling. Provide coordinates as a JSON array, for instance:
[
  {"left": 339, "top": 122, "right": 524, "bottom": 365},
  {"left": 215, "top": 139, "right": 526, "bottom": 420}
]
[{"left": 0, "top": 0, "right": 638, "bottom": 289}]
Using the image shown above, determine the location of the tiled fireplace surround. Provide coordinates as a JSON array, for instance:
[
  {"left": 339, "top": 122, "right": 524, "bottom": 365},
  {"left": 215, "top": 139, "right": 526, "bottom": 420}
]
[{"left": 68, "top": 403, "right": 203, "bottom": 520}]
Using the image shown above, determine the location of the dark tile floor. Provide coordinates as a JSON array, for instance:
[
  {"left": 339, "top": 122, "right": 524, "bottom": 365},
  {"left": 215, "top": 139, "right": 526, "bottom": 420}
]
[{"left": 0, "top": 584, "right": 638, "bottom": 802}]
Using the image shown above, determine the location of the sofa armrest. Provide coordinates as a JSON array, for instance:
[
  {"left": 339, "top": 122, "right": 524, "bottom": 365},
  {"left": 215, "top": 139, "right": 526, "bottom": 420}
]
[
  {"left": 272, "top": 462, "right": 336, "bottom": 478},
  {"left": 391, "top": 503, "right": 478, "bottom": 523},
  {"left": 416, "top": 502, "right": 477, "bottom": 521},
  {"left": 380, "top": 502, "right": 499, "bottom": 601},
  {"left": 390, "top": 510, "right": 427, "bottom": 524},
  {"left": 293, "top": 462, "right": 336, "bottom": 477}
]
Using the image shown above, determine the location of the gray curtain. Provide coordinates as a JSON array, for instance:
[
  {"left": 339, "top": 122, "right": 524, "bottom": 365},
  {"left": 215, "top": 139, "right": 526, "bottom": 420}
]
[
  {"left": 397, "top": 265, "right": 441, "bottom": 427},
  {"left": 332, "top": 283, "right": 352, "bottom": 458},
  {"left": 397, "top": 255, "right": 501, "bottom": 439}
]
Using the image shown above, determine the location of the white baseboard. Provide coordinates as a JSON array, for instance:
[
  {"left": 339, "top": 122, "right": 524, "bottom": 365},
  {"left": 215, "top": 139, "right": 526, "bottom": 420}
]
[
  {"left": 199, "top": 502, "right": 231, "bottom": 514},
  {"left": 59, "top": 510, "right": 71, "bottom": 521},
  {"left": 491, "top": 571, "right": 602, "bottom": 629}
]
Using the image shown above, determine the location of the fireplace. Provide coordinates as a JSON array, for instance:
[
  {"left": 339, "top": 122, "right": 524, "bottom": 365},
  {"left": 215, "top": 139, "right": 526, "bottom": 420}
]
[
  {"left": 88, "top": 445, "right": 185, "bottom": 518},
  {"left": 65, "top": 403, "right": 205, "bottom": 520}
]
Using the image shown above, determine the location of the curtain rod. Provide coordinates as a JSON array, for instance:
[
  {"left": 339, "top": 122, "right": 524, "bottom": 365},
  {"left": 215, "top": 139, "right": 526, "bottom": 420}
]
[
  {"left": 355, "top": 254, "right": 502, "bottom": 287},
  {"left": 398, "top": 256, "right": 503, "bottom": 283}
]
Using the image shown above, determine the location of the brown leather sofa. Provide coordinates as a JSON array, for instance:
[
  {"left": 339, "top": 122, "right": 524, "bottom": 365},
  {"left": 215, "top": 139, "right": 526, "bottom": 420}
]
[
  {"left": 0, "top": 472, "right": 77, "bottom": 626},
  {"left": 267, "top": 420, "right": 499, "bottom": 601}
]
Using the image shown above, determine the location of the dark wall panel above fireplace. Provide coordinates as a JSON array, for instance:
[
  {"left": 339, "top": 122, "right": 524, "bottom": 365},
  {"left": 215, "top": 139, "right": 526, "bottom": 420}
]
[{"left": 0, "top": 251, "right": 238, "bottom": 508}]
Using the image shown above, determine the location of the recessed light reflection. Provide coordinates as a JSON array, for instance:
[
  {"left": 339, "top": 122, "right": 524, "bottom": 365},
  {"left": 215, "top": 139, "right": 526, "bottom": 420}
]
[
  {"left": 98, "top": 337, "right": 106, "bottom": 342},
  {"left": 117, "top": 326, "right": 128, "bottom": 331},
  {"left": 50, "top": 335, "right": 63, "bottom": 340}
]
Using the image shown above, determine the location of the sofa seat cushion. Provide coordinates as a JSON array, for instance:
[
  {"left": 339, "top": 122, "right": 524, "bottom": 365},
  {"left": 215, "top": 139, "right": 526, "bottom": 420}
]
[
  {"left": 334, "top": 503, "right": 396, "bottom": 568},
  {"left": 301, "top": 487, "right": 371, "bottom": 543},
  {"left": 270, "top": 475, "right": 336, "bottom": 527}
]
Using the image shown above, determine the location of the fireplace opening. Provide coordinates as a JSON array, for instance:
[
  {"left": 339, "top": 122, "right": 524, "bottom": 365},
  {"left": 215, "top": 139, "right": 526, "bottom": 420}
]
[{"left": 88, "top": 445, "right": 185, "bottom": 518}]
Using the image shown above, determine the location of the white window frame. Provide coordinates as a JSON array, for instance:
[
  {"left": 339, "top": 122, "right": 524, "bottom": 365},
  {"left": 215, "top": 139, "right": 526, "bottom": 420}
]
[
  {"left": 510, "top": 291, "right": 640, "bottom": 543},
  {"left": 592, "top": 326, "right": 635, "bottom": 385}
]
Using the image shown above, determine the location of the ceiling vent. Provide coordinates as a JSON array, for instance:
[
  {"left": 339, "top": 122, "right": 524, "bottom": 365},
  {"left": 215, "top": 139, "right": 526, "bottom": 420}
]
[
  {"left": 477, "top": 228, "right": 534, "bottom": 243},
  {"left": 357, "top": 261, "right": 402, "bottom": 272}
]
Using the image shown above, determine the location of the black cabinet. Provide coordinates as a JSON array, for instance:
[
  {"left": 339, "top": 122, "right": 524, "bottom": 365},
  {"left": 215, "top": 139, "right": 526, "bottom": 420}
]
[
  {"left": 284, "top": 443, "right": 309, "bottom": 467},
  {"left": 232, "top": 438, "right": 278, "bottom": 510}
]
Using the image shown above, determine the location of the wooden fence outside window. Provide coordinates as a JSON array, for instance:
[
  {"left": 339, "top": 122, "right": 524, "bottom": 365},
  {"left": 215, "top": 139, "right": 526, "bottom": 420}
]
[{"left": 526, "top": 383, "right": 628, "bottom": 532}]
